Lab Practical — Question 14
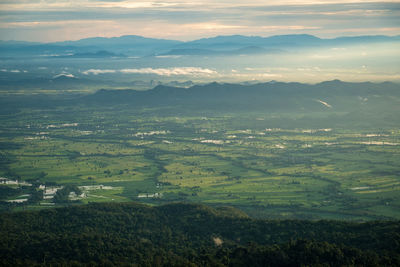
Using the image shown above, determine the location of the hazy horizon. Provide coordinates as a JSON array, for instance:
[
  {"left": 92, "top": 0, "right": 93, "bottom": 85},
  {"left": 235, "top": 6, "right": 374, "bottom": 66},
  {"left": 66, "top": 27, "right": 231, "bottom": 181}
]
[
  {"left": 1, "top": 0, "right": 399, "bottom": 42},
  {"left": 2, "top": 32, "right": 400, "bottom": 44},
  {"left": 1, "top": 1, "right": 399, "bottom": 83}
]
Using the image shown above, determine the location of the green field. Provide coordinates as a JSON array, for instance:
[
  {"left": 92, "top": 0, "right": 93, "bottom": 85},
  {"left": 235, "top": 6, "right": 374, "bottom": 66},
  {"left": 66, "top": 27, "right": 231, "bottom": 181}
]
[{"left": 1, "top": 99, "right": 400, "bottom": 220}]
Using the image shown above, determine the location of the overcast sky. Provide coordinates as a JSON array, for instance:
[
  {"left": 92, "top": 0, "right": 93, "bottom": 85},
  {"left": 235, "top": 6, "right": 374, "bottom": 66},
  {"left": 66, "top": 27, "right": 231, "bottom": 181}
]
[{"left": 0, "top": 0, "right": 399, "bottom": 42}]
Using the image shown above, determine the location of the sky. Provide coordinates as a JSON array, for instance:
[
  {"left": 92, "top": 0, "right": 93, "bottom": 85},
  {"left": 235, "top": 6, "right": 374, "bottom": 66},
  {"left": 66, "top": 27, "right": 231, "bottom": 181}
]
[{"left": 0, "top": 0, "right": 399, "bottom": 42}]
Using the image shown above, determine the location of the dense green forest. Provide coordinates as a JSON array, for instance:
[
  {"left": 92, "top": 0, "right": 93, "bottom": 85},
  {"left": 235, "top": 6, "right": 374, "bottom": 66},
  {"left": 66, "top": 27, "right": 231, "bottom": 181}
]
[{"left": 1, "top": 202, "right": 399, "bottom": 266}]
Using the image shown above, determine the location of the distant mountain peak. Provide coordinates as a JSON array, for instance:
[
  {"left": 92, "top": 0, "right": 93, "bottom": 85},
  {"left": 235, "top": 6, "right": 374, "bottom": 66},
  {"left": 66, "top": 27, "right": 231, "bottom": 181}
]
[{"left": 52, "top": 74, "right": 76, "bottom": 80}]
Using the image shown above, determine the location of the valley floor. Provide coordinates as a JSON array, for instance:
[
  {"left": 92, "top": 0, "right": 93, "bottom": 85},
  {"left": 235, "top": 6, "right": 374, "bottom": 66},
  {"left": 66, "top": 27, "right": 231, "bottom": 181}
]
[{"left": 1, "top": 98, "right": 400, "bottom": 220}]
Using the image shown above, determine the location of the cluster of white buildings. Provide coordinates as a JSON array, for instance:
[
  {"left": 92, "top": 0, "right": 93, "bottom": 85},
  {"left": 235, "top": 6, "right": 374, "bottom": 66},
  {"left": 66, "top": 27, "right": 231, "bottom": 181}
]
[
  {"left": 0, "top": 177, "right": 32, "bottom": 186},
  {"left": 137, "top": 192, "right": 162, "bottom": 198}
]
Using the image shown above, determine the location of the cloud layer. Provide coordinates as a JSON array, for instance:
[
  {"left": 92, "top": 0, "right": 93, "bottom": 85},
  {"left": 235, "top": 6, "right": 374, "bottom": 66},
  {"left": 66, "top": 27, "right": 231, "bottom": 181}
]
[
  {"left": 82, "top": 67, "right": 217, "bottom": 76},
  {"left": 0, "top": 0, "right": 399, "bottom": 41}
]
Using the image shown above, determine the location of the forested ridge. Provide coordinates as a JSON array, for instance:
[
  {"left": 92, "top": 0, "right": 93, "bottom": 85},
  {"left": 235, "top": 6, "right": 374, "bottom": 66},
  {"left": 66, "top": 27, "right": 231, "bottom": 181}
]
[{"left": 1, "top": 202, "right": 399, "bottom": 266}]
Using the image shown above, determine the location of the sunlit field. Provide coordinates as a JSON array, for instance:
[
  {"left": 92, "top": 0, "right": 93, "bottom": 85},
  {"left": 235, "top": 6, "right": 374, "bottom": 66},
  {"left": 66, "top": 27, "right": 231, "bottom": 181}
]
[{"left": 1, "top": 100, "right": 399, "bottom": 220}]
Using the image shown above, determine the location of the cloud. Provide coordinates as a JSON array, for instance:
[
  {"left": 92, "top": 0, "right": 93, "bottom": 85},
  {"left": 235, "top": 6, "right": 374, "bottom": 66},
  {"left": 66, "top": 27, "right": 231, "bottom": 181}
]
[
  {"left": 0, "top": 69, "right": 22, "bottom": 73},
  {"left": 88, "top": 1, "right": 179, "bottom": 9},
  {"left": 82, "top": 69, "right": 117, "bottom": 75},
  {"left": 259, "top": 25, "right": 321, "bottom": 30},
  {"left": 82, "top": 67, "right": 217, "bottom": 76},
  {"left": 0, "top": 1, "right": 399, "bottom": 41},
  {"left": 0, "top": 20, "right": 113, "bottom": 28},
  {"left": 181, "top": 22, "right": 246, "bottom": 31}
]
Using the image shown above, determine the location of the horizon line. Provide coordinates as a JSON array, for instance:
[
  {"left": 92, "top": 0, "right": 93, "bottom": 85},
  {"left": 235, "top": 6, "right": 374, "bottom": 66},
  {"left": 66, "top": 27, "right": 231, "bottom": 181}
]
[{"left": 2, "top": 33, "right": 400, "bottom": 44}]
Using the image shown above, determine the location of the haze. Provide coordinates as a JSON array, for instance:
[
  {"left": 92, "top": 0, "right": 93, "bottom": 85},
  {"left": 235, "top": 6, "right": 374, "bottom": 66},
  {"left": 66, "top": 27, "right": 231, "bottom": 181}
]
[{"left": 0, "top": 0, "right": 399, "bottom": 42}]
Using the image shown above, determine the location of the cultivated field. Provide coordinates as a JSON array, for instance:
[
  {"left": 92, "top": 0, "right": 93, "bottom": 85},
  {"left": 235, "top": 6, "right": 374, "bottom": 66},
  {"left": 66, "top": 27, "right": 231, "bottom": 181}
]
[{"left": 1, "top": 101, "right": 399, "bottom": 220}]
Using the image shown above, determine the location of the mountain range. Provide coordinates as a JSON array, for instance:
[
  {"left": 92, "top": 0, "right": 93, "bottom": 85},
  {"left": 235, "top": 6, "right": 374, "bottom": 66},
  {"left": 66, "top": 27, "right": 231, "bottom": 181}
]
[
  {"left": 80, "top": 80, "right": 400, "bottom": 129},
  {"left": 2, "top": 79, "right": 397, "bottom": 129},
  {"left": 86, "top": 79, "right": 399, "bottom": 106},
  {"left": 1, "top": 34, "right": 399, "bottom": 58}
]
